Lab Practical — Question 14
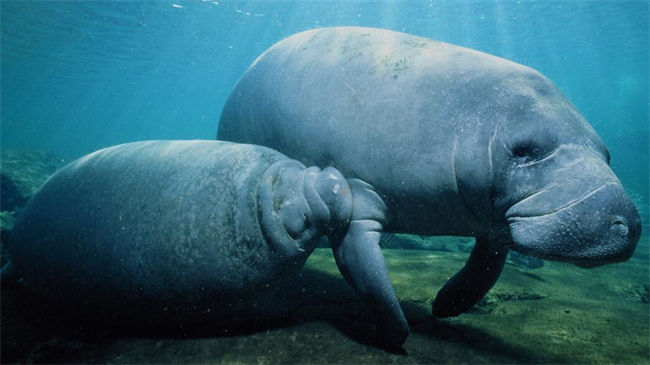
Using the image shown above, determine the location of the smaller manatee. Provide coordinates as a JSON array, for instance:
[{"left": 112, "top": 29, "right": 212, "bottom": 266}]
[{"left": 2, "top": 140, "right": 408, "bottom": 346}]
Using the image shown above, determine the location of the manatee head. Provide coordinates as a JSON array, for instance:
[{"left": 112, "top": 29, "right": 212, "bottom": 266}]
[{"left": 487, "top": 70, "right": 641, "bottom": 267}]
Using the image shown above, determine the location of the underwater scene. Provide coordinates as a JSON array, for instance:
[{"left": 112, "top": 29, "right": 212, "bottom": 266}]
[{"left": 1, "top": 1, "right": 648, "bottom": 364}]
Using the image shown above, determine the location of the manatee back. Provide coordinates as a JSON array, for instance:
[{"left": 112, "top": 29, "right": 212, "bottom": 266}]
[
  {"left": 7, "top": 140, "right": 299, "bottom": 324},
  {"left": 218, "top": 26, "right": 531, "bottom": 234}
]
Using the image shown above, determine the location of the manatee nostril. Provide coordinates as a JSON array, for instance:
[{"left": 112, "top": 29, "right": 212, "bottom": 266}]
[{"left": 610, "top": 219, "right": 629, "bottom": 237}]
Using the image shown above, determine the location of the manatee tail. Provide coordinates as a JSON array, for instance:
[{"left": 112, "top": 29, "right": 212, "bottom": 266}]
[{"left": 1, "top": 261, "right": 19, "bottom": 286}]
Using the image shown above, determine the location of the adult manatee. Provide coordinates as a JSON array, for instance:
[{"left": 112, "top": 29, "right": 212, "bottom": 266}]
[
  {"left": 218, "top": 27, "right": 641, "bottom": 320},
  {"left": 1, "top": 140, "right": 407, "bottom": 346}
]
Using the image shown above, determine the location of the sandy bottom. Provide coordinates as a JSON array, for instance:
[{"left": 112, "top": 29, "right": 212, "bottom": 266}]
[{"left": 2, "top": 231, "right": 648, "bottom": 364}]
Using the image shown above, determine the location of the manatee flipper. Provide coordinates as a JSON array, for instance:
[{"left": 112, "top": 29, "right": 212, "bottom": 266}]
[
  {"left": 330, "top": 179, "right": 409, "bottom": 347},
  {"left": 432, "top": 236, "right": 508, "bottom": 317},
  {"left": 1, "top": 261, "right": 18, "bottom": 285}
]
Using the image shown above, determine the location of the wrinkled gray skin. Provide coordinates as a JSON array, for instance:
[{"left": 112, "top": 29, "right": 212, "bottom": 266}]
[
  {"left": 2, "top": 140, "right": 407, "bottom": 345},
  {"left": 218, "top": 27, "right": 641, "bottom": 340}
]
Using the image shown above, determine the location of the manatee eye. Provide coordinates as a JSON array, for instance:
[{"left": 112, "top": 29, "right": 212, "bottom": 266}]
[{"left": 512, "top": 142, "right": 544, "bottom": 163}]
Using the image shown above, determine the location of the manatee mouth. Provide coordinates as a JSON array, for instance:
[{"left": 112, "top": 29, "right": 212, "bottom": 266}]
[
  {"left": 505, "top": 181, "right": 619, "bottom": 221},
  {"left": 505, "top": 180, "right": 640, "bottom": 267}
]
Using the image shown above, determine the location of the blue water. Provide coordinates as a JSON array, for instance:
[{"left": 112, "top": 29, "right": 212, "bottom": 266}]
[
  {"left": 1, "top": 0, "right": 648, "bottom": 202},
  {"left": 1, "top": 2, "right": 649, "bottom": 363}
]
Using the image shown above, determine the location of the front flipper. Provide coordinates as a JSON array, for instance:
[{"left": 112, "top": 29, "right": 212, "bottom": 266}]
[
  {"left": 330, "top": 179, "right": 409, "bottom": 347},
  {"left": 432, "top": 236, "right": 508, "bottom": 317}
]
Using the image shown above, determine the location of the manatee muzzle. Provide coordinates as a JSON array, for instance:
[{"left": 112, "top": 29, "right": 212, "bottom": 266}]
[{"left": 506, "top": 181, "right": 641, "bottom": 267}]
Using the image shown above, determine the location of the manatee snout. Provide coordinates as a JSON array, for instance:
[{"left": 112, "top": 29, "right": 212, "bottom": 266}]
[
  {"left": 568, "top": 181, "right": 641, "bottom": 267},
  {"left": 502, "top": 142, "right": 641, "bottom": 267},
  {"left": 508, "top": 181, "right": 641, "bottom": 267}
]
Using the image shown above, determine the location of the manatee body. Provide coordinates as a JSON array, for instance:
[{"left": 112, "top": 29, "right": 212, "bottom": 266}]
[
  {"left": 218, "top": 27, "right": 641, "bottom": 318},
  {"left": 4, "top": 140, "right": 407, "bottom": 344}
]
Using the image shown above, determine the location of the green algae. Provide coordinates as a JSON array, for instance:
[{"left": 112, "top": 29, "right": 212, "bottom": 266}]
[{"left": 0, "top": 149, "right": 62, "bottom": 200}]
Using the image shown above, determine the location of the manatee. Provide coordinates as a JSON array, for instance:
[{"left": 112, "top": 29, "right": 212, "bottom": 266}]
[
  {"left": 1, "top": 140, "right": 407, "bottom": 346},
  {"left": 218, "top": 27, "right": 641, "bottom": 323}
]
